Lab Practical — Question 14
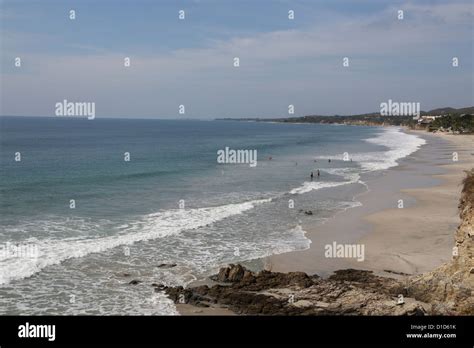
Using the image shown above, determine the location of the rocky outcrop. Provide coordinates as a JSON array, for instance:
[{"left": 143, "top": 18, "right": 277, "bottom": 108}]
[
  {"left": 162, "top": 170, "right": 474, "bottom": 315},
  {"left": 164, "top": 265, "right": 427, "bottom": 315},
  {"left": 209, "top": 263, "right": 315, "bottom": 289}
]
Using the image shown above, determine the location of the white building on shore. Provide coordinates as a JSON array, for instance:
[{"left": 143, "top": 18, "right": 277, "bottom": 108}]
[{"left": 417, "top": 115, "right": 445, "bottom": 124}]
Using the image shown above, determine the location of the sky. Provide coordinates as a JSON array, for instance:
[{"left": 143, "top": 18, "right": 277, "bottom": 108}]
[{"left": 1, "top": 0, "right": 473, "bottom": 119}]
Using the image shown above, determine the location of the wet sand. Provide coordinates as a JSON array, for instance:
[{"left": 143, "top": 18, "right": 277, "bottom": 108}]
[
  {"left": 267, "top": 130, "right": 473, "bottom": 278},
  {"left": 175, "top": 129, "right": 473, "bottom": 315}
]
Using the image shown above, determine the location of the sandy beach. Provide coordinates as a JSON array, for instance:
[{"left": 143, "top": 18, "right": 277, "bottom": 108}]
[
  {"left": 1, "top": 2, "right": 472, "bottom": 344},
  {"left": 267, "top": 129, "right": 473, "bottom": 278},
  {"left": 175, "top": 129, "right": 473, "bottom": 316}
]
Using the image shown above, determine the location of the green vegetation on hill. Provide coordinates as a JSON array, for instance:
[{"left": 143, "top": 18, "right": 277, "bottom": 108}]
[
  {"left": 218, "top": 106, "right": 474, "bottom": 134},
  {"left": 273, "top": 114, "right": 418, "bottom": 127},
  {"left": 428, "top": 114, "right": 474, "bottom": 133}
]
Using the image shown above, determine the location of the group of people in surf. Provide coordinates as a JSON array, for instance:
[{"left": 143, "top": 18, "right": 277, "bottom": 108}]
[
  {"left": 267, "top": 155, "right": 334, "bottom": 182},
  {"left": 310, "top": 158, "right": 332, "bottom": 181}
]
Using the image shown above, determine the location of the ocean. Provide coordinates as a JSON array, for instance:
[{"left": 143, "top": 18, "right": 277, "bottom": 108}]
[{"left": 0, "top": 116, "right": 425, "bottom": 315}]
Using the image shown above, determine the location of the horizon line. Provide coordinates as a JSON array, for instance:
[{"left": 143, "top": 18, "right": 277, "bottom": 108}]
[{"left": 1, "top": 104, "right": 473, "bottom": 121}]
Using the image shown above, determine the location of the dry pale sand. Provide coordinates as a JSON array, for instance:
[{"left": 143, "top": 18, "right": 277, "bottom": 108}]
[
  {"left": 176, "top": 131, "right": 473, "bottom": 315},
  {"left": 267, "top": 130, "right": 473, "bottom": 278},
  {"left": 355, "top": 131, "right": 473, "bottom": 276}
]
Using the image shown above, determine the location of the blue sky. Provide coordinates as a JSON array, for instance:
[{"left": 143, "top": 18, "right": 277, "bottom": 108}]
[{"left": 1, "top": 0, "right": 473, "bottom": 118}]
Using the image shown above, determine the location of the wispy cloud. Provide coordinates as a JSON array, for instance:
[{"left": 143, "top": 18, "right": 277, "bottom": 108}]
[{"left": 1, "top": 1, "right": 472, "bottom": 117}]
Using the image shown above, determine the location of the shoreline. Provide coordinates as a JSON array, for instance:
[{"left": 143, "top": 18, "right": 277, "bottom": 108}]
[
  {"left": 354, "top": 131, "right": 473, "bottom": 276},
  {"left": 175, "top": 129, "right": 473, "bottom": 315},
  {"left": 265, "top": 130, "right": 473, "bottom": 278}
]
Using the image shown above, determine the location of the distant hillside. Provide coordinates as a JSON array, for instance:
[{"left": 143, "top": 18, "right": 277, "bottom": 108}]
[
  {"left": 425, "top": 106, "right": 474, "bottom": 115},
  {"left": 216, "top": 106, "right": 474, "bottom": 133},
  {"left": 217, "top": 106, "right": 474, "bottom": 121}
]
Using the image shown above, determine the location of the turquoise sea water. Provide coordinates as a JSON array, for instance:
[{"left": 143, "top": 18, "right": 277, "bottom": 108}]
[{"left": 0, "top": 116, "right": 425, "bottom": 314}]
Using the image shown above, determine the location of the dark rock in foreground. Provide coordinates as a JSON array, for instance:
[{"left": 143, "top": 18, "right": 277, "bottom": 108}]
[
  {"left": 164, "top": 264, "right": 427, "bottom": 315},
  {"left": 163, "top": 170, "right": 474, "bottom": 315},
  {"left": 157, "top": 263, "right": 177, "bottom": 269}
]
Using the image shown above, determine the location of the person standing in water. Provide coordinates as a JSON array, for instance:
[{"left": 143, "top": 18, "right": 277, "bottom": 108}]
[
  {"left": 317, "top": 169, "right": 320, "bottom": 178},
  {"left": 310, "top": 171, "right": 314, "bottom": 181}
]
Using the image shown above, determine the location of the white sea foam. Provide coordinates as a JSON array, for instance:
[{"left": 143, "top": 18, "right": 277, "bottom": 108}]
[
  {"left": 317, "top": 127, "right": 426, "bottom": 172},
  {"left": 0, "top": 222, "right": 312, "bottom": 315},
  {"left": 0, "top": 198, "right": 271, "bottom": 285},
  {"left": 290, "top": 180, "right": 351, "bottom": 195},
  {"left": 290, "top": 168, "right": 361, "bottom": 195},
  {"left": 361, "top": 127, "right": 426, "bottom": 170}
]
